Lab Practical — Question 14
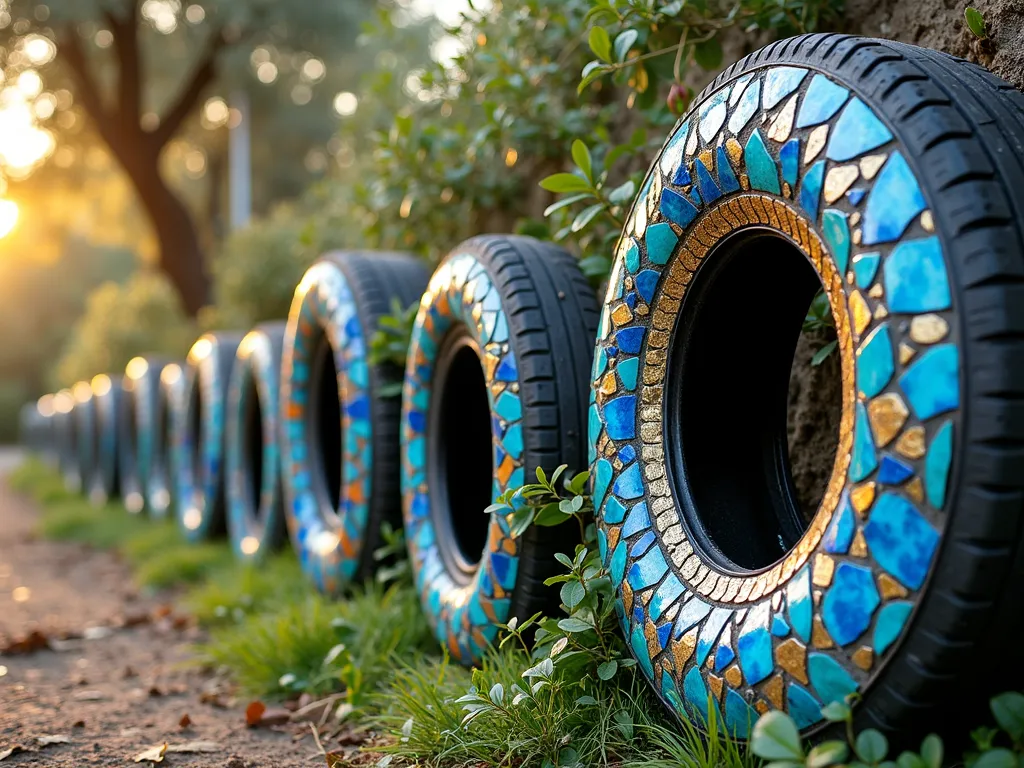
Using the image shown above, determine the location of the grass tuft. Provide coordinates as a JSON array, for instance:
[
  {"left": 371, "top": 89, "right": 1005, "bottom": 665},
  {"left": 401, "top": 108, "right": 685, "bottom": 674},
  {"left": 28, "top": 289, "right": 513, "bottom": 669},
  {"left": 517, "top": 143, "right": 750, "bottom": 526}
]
[{"left": 184, "top": 551, "right": 310, "bottom": 626}]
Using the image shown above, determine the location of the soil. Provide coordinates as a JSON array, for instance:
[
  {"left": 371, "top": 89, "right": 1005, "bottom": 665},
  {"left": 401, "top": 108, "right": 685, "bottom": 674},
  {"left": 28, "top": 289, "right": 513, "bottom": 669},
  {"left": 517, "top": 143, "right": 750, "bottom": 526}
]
[{"left": 0, "top": 457, "right": 321, "bottom": 768}]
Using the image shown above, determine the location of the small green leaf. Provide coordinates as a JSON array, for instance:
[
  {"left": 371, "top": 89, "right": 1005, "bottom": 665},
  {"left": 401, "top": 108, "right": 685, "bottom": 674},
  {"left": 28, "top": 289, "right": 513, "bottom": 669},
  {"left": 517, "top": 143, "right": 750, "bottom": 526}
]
[
  {"left": 965, "top": 6, "right": 987, "bottom": 38},
  {"left": 539, "top": 173, "right": 592, "bottom": 193},
  {"left": 607, "top": 180, "right": 636, "bottom": 205},
  {"left": 543, "top": 193, "right": 594, "bottom": 218},
  {"left": 571, "top": 139, "right": 593, "bottom": 181},
  {"left": 694, "top": 37, "right": 723, "bottom": 70},
  {"left": 597, "top": 660, "right": 617, "bottom": 680},
  {"left": 572, "top": 203, "right": 606, "bottom": 233},
  {"left": 579, "top": 60, "right": 612, "bottom": 92},
  {"left": 855, "top": 729, "right": 889, "bottom": 763},
  {"left": 576, "top": 695, "right": 598, "bottom": 706},
  {"left": 820, "top": 701, "right": 851, "bottom": 722},
  {"left": 806, "top": 741, "right": 848, "bottom": 768},
  {"left": 973, "top": 749, "right": 1018, "bottom": 768},
  {"left": 750, "top": 711, "right": 804, "bottom": 761},
  {"left": 990, "top": 692, "right": 1024, "bottom": 741},
  {"left": 554, "top": 552, "right": 574, "bottom": 569},
  {"left": 613, "top": 29, "right": 638, "bottom": 62},
  {"left": 896, "top": 752, "right": 927, "bottom": 768},
  {"left": 557, "top": 617, "right": 593, "bottom": 633},
  {"left": 588, "top": 26, "right": 612, "bottom": 62},
  {"left": 919, "top": 735, "right": 942, "bottom": 768},
  {"left": 560, "top": 580, "right": 586, "bottom": 608},
  {"left": 811, "top": 340, "right": 838, "bottom": 367}
]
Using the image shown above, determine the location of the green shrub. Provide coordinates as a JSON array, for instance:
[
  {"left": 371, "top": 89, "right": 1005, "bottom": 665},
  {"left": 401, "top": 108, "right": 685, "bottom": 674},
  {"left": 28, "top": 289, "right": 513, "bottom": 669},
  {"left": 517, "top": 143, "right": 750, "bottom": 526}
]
[{"left": 53, "top": 271, "right": 196, "bottom": 388}]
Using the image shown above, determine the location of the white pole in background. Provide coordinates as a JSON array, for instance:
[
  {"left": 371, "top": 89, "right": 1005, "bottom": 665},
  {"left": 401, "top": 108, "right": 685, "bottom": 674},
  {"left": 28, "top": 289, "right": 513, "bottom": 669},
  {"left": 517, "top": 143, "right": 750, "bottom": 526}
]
[{"left": 228, "top": 89, "right": 252, "bottom": 230}]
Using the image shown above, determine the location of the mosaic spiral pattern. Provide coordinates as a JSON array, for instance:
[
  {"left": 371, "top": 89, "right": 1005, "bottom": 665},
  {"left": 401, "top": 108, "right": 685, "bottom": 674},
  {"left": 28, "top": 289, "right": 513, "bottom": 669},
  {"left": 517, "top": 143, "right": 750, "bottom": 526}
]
[
  {"left": 593, "top": 65, "right": 958, "bottom": 734},
  {"left": 175, "top": 335, "right": 239, "bottom": 541},
  {"left": 402, "top": 253, "right": 526, "bottom": 663},
  {"left": 90, "top": 375, "right": 123, "bottom": 504},
  {"left": 226, "top": 326, "right": 285, "bottom": 563},
  {"left": 120, "top": 358, "right": 167, "bottom": 515},
  {"left": 280, "top": 262, "right": 373, "bottom": 592}
]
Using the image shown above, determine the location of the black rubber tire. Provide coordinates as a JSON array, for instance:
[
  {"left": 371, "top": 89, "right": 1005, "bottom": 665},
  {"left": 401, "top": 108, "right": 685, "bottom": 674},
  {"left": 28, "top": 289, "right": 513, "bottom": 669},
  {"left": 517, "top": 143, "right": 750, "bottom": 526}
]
[
  {"left": 147, "top": 362, "right": 185, "bottom": 517},
  {"left": 71, "top": 382, "right": 97, "bottom": 500},
  {"left": 225, "top": 322, "right": 287, "bottom": 563},
  {"left": 89, "top": 374, "right": 123, "bottom": 505},
  {"left": 280, "top": 251, "right": 429, "bottom": 592},
  {"left": 52, "top": 389, "right": 80, "bottom": 492},
  {"left": 401, "top": 235, "right": 599, "bottom": 663},
  {"left": 593, "top": 33, "right": 1024, "bottom": 740},
  {"left": 119, "top": 356, "right": 173, "bottom": 515},
  {"left": 175, "top": 333, "right": 243, "bottom": 542}
]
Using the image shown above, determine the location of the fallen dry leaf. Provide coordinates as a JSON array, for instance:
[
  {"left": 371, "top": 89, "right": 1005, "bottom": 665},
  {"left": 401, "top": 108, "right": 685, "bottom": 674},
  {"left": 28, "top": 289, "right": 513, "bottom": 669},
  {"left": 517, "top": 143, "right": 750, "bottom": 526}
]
[
  {"left": 134, "top": 743, "right": 168, "bottom": 763},
  {"left": 72, "top": 720, "right": 85, "bottom": 728},
  {"left": 256, "top": 707, "right": 291, "bottom": 727},
  {"left": 178, "top": 714, "right": 192, "bottom": 729},
  {"left": 1, "top": 629, "right": 50, "bottom": 655},
  {"left": 244, "top": 701, "right": 266, "bottom": 727},
  {"left": 36, "top": 734, "right": 70, "bottom": 746},
  {"left": 0, "top": 746, "right": 24, "bottom": 761}
]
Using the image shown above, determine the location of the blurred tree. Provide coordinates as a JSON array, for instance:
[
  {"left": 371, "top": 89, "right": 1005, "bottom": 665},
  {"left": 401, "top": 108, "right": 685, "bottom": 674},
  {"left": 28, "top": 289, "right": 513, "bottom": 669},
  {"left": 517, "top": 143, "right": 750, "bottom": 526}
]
[{"left": 2, "top": 0, "right": 374, "bottom": 314}]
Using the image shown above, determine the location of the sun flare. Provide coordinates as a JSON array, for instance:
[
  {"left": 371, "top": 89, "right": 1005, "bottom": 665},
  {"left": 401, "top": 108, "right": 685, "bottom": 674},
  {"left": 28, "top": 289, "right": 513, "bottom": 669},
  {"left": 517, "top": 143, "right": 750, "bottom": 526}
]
[{"left": 0, "top": 199, "right": 19, "bottom": 238}]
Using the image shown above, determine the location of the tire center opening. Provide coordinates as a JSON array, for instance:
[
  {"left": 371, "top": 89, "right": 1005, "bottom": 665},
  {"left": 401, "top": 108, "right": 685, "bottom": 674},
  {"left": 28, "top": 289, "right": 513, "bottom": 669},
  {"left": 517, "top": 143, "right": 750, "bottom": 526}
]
[
  {"left": 309, "top": 330, "right": 342, "bottom": 514},
  {"left": 242, "top": 371, "right": 265, "bottom": 519},
  {"left": 666, "top": 228, "right": 843, "bottom": 574},
  {"left": 429, "top": 329, "right": 493, "bottom": 581},
  {"left": 125, "top": 394, "right": 137, "bottom": 475}
]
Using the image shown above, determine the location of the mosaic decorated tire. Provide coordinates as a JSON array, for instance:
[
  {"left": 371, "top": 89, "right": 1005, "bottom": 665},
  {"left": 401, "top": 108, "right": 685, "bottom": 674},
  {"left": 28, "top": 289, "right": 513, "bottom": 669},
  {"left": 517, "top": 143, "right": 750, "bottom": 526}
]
[
  {"left": 402, "top": 235, "right": 598, "bottom": 663},
  {"left": 120, "top": 356, "right": 172, "bottom": 515},
  {"left": 70, "top": 382, "right": 97, "bottom": 500},
  {"left": 147, "top": 363, "right": 185, "bottom": 517},
  {"left": 280, "top": 251, "right": 429, "bottom": 591},
  {"left": 89, "top": 374, "right": 123, "bottom": 504},
  {"left": 593, "top": 34, "right": 1024, "bottom": 737},
  {"left": 52, "top": 389, "right": 79, "bottom": 492},
  {"left": 175, "top": 333, "right": 242, "bottom": 542},
  {"left": 225, "top": 322, "right": 287, "bottom": 563}
]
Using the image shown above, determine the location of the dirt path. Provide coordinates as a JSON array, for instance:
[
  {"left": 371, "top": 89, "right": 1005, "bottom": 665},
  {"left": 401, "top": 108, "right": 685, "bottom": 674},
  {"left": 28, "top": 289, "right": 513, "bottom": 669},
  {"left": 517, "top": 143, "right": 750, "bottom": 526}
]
[{"left": 0, "top": 456, "right": 319, "bottom": 767}]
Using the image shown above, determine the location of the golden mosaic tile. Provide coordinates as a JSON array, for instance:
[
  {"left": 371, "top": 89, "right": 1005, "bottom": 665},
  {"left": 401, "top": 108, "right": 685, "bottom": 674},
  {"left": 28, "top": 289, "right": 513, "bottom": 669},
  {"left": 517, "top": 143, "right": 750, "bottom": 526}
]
[
  {"left": 763, "top": 674, "right": 785, "bottom": 709},
  {"left": 812, "top": 554, "right": 835, "bottom": 587},
  {"left": 724, "top": 664, "right": 743, "bottom": 688},
  {"left": 812, "top": 616, "right": 834, "bottom": 649},
  {"left": 755, "top": 700, "right": 770, "bottom": 715},
  {"left": 921, "top": 210, "right": 934, "bottom": 232},
  {"left": 610, "top": 303, "right": 633, "bottom": 326},
  {"left": 767, "top": 94, "right": 798, "bottom": 142},
  {"left": 896, "top": 426, "right": 927, "bottom": 460},
  {"left": 776, "top": 638, "right": 809, "bottom": 684},
  {"left": 899, "top": 342, "right": 916, "bottom": 364},
  {"left": 707, "top": 673, "right": 724, "bottom": 701},
  {"left": 906, "top": 476, "right": 924, "bottom": 503},
  {"left": 672, "top": 626, "right": 698, "bottom": 671},
  {"left": 874, "top": 304, "right": 888, "bottom": 320},
  {"left": 868, "top": 393, "right": 909, "bottom": 447},
  {"left": 850, "top": 529, "right": 868, "bottom": 558},
  {"left": 850, "top": 290, "right": 872, "bottom": 337},
  {"left": 868, "top": 283, "right": 884, "bottom": 299},
  {"left": 852, "top": 646, "right": 874, "bottom": 671},
  {"left": 910, "top": 313, "right": 949, "bottom": 344},
  {"left": 878, "top": 573, "right": 909, "bottom": 600},
  {"left": 804, "top": 124, "right": 828, "bottom": 163},
  {"left": 860, "top": 153, "right": 887, "bottom": 179},
  {"left": 823, "top": 164, "right": 860, "bottom": 204}
]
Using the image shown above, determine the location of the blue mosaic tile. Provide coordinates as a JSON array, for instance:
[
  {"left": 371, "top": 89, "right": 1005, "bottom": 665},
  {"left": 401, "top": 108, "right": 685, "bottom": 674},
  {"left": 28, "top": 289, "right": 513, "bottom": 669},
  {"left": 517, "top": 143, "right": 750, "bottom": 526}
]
[
  {"left": 737, "top": 606, "right": 774, "bottom": 685},
  {"left": 725, "top": 688, "right": 757, "bottom": 739},
  {"left": 822, "top": 562, "right": 880, "bottom": 646},
  {"left": 602, "top": 395, "right": 637, "bottom": 440},
  {"left": 631, "top": 623, "right": 654, "bottom": 679},
  {"left": 857, "top": 324, "right": 895, "bottom": 399},
  {"left": 823, "top": 493, "right": 855, "bottom": 553},
  {"left": 683, "top": 666, "right": 711, "bottom": 723},
  {"left": 899, "top": 344, "right": 959, "bottom": 420},
  {"left": 617, "top": 444, "right": 636, "bottom": 464},
  {"left": 649, "top": 575, "right": 685, "bottom": 622},
  {"left": 645, "top": 222, "right": 678, "bottom": 266},
  {"left": 616, "top": 327, "right": 645, "bottom": 355},
  {"left": 659, "top": 121, "right": 688, "bottom": 177},
  {"left": 789, "top": 684, "right": 825, "bottom": 729},
  {"left": 763, "top": 66, "right": 807, "bottom": 109},
  {"left": 787, "top": 565, "right": 812, "bottom": 642},
  {"left": 797, "top": 74, "right": 849, "bottom": 128},
  {"left": 635, "top": 270, "right": 659, "bottom": 305},
  {"left": 617, "top": 357, "right": 639, "bottom": 391},
  {"left": 852, "top": 252, "right": 881, "bottom": 290},
  {"left": 878, "top": 455, "right": 913, "bottom": 485},
  {"left": 714, "top": 641, "right": 736, "bottom": 672},
  {"left": 593, "top": 458, "right": 612, "bottom": 510},
  {"left": 728, "top": 78, "right": 760, "bottom": 134},
  {"left": 696, "top": 607, "right": 733, "bottom": 667},
  {"left": 771, "top": 615, "right": 791, "bottom": 637},
  {"left": 822, "top": 209, "right": 851, "bottom": 274},
  {"left": 603, "top": 496, "right": 626, "bottom": 524},
  {"left": 699, "top": 89, "right": 729, "bottom": 142},
  {"left": 847, "top": 187, "right": 866, "bottom": 205},
  {"left": 874, "top": 601, "right": 913, "bottom": 655},
  {"left": 864, "top": 493, "right": 939, "bottom": 589},
  {"left": 670, "top": 160, "right": 690, "bottom": 187},
  {"left": 494, "top": 391, "right": 522, "bottom": 422},
  {"left": 827, "top": 98, "right": 894, "bottom": 162},
  {"left": 622, "top": 501, "right": 651, "bottom": 537},
  {"left": 808, "top": 653, "right": 858, "bottom": 705},
  {"left": 862, "top": 152, "right": 926, "bottom": 245},
  {"left": 781, "top": 138, "right": 799, "bottom": 188},
  {"left": 745, "top": 129, "right": 781, "bottom": 195},
  {"left": 800, "top": 160, "right": 825, "bottom": 221},
  {"left": 716, "top": 145, "right": 741, "bottom": 193},
  {"left": 926, "top": 420, "right": 953, "bottom": 509},
  {"left": 694, "top": 157, "right": 722, "bottom": 204},
  {"left": 675, "top": 598, "right": 713, "bottom": 636},
  {"left": 661, "top": 188, "right": 699, "bottom": 228},
  {"left": 609, "top": 540, "right": 627, "bottom": 583},
  {"left": 503, "top": 424, "right": 523, "bottom": 459},
  {"left": 883, "top": 236, "right": 950, "bottom": 313},
  {"left": 613, "top": 462, "right": 645, "bottom": 500},
  {"left": 624, "top": 241, "right": 640, "bottom": 273},
  {"left": 851, "top": 401, "right": 879, "bottom": 483},
  {"left": 628, "top": 545, "right": 668, "bottom": 590}
]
